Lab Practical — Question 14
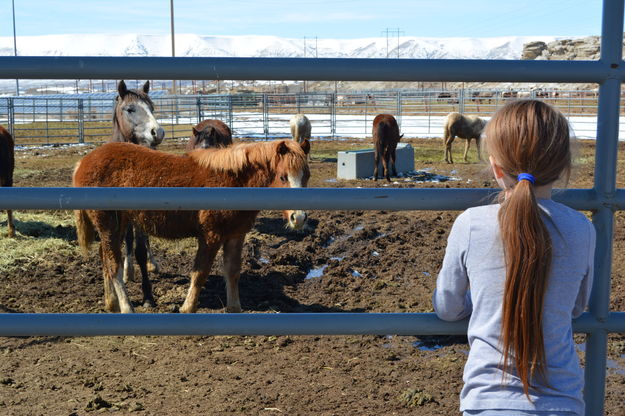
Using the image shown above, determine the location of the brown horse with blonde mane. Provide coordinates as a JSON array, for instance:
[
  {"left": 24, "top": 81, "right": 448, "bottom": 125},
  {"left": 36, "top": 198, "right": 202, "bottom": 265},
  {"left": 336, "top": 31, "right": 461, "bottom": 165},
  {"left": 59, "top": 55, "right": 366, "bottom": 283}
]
[{"left": 73, "top": 139, "right": 310, "bottom": 313}]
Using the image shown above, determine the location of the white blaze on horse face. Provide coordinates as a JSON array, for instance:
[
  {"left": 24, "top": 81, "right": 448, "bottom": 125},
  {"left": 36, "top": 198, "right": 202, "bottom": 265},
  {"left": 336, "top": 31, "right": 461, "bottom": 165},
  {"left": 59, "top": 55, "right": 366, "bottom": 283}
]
[
  {"left": 285, "top": 169, "right": 307, "bottom": 229},
  {"left": 126, "top": 100, "right": 164, "bottom": 148}
]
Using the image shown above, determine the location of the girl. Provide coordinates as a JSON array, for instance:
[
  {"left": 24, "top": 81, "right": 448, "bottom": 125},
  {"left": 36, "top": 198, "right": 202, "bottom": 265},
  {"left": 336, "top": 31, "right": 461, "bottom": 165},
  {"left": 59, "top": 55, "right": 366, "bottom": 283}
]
[{"left": 433, "top": 100, "right": 596, "bottom": 416}]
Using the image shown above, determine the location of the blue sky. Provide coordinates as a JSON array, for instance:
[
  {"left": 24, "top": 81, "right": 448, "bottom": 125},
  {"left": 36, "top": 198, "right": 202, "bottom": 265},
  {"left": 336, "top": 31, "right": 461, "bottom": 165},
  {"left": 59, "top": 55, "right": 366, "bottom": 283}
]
[{"left": 0, "top": 0, "right": 603, "bottom": 39}]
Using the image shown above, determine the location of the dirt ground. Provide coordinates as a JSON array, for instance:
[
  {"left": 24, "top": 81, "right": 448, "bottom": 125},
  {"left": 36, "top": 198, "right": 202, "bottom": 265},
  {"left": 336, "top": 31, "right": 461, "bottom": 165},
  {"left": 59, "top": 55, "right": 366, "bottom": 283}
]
[{"left": 0, "top": 137, "right": 624, "bottom": 415}]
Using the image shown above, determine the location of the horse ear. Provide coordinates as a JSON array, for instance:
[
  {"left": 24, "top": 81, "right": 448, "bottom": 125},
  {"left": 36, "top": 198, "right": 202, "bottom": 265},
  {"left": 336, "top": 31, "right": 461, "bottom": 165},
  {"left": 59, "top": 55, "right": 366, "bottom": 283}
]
[
  {"left": 276, "top": 140, "right": 289, "bottom": 155},
  {"left": 143, "top": 81, "right": 150, "bottom": 94},
  {"left": 300, "top": 139, "right": 311, "bottom": 155},
  {"left": 118, "top": 80, "right": 128, "bottom": 98},
  {"left": 192, "top": 127, "right": 199, "bottom": 136},
  {"left": 399, "top": 134, "right": 404, "bottom": 139}
]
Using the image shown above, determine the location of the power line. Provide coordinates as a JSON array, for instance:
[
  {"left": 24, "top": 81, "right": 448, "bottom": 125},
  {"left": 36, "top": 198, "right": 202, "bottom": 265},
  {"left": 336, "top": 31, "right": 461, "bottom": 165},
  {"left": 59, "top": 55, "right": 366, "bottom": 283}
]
[{"left": 381, "top": 28, "right": 404, "bottom": 58}]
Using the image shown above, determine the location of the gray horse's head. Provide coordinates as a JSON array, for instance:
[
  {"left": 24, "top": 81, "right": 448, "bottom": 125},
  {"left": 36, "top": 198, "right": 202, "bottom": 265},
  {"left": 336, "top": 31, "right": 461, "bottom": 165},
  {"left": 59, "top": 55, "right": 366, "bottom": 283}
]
[{"left": 114, "top": 80, "right": 165, "bottom": 149}]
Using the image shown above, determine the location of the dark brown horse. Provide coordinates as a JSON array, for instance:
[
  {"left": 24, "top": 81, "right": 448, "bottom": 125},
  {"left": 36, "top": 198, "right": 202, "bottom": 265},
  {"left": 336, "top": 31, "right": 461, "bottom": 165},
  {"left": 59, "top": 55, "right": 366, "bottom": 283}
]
[
  {"left": 372, "top": 114, "right": 403, "bottom": 182},
  {"left": 73, "top": 139, "right": 310, "bottom": 313},
  {"left": 111, "top": 80, "right": 165, "bottom": 287},
  {"left": 187, "top": 119, "right": 232, "bottom": 150},
  {"left": 0, "top": 126, "right": 15, "bottom": 237}
]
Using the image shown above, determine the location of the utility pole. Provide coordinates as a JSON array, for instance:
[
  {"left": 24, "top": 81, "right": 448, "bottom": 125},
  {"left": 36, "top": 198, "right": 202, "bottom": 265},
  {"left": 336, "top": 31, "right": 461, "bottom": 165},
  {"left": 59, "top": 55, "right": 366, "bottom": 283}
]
[
  {"left": 170, "top": 0, "right": 176, "bottom": 94},
  {"left": 11, "top": 0, "right": 19, "bottom": 96},
  {"left": 382, "top": 28, "right": 404, "bottom": 58}
]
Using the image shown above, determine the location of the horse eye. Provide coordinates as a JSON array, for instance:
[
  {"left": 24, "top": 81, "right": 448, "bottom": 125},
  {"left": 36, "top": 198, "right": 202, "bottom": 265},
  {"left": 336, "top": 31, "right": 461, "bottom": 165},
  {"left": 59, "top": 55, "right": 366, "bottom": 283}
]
[{"left": 126, "top": 106, "right": 135, "bottom": 113}]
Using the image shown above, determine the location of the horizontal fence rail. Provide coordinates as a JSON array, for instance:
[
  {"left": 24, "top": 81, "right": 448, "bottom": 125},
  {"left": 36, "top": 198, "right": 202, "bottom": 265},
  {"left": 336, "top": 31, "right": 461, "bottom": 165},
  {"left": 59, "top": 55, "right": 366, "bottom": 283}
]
[
  {"left": 0, "top": 312, "right": 623, "bottom": 337},
  {"left": 0, "top": 56, "right": 617, "bottom": 83},
  {"left": 0, "top": 187, "right": 612, "bottom": 211}
]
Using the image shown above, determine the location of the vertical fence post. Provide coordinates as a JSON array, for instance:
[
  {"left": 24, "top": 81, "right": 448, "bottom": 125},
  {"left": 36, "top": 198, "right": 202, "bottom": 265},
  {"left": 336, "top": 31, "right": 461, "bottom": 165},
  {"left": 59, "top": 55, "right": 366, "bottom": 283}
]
[
  {"left": 263, "top": 93, "right": 268, "bottom": 140},
  {"left": 77, "top": 99, "right": 84, "bottom": 144},
  {"left": 459, "top": 88, "right": 465, "bottom": 114},
  {"left": 8, "top": 98, "right": 14, "bottom": 137},
  {"left": 397, "top": 91, "right": 402, "bottom": 127},
  {"left": 196, "top": 97, "right": 202, "bottom": 124},
  {"left": 331, "top": 93, "right": 336, "bottom": 139},
  {"left": 584, "top": 1, "right": 623, "bottom": 415}
]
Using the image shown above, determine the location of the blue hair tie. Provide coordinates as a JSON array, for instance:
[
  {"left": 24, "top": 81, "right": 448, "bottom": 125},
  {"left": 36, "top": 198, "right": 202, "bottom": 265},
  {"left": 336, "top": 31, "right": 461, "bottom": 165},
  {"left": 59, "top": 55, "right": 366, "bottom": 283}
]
[{"left": 517, "top": 173, "right": 535, "bottom": 184}]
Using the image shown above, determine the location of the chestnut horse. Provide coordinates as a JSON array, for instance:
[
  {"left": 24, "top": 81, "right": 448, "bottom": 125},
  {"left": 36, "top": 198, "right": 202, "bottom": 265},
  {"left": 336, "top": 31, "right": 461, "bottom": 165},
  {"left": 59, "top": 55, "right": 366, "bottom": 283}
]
[
  {"left": 0, "top": 126, "right": 15, "bottom": 237},
  {"left": 187, "top": 119, "right": 232, "bottom": 150},
  {"left": 372, "top": 114, "right": 403, "bottom": 182},
  {"left": 112, "top": 80, "right": 166, "bottom": 285},
  {"left": 73, "top": 139, "right": 310, "bottom": 313}
]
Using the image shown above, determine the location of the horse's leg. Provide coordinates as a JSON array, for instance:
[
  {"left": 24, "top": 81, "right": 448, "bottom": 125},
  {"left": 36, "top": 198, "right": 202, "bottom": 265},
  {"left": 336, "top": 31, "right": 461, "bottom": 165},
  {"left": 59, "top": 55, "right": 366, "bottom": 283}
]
[
  {"left": 179, "top": 237, "right": 219, "bottom": 314},
  {"left": 390, "top": 146, "right": 398, "bottom": 177},
  {"left": 222, "top": 236, "right": 244, "bottom": 313},
  {"left": 100, "top": 225, "right": 134, "bottom": 313},
  {"left": 463, "top": 138, "right": 471, "bottom": 162},
  {"left": 134, "top": 229, "right": 156, "bottom": 308},
  {"left": 373, "top": 144, "right": 381, "bottom": 181},
  {"left": 123, "top": 224, "right": 134, "bottom": 283},
  {"left": 445, "top": 136, "right": 455, "bottom": 164},
  {"left": 382, "top": 148, "right": 391, "bottom": 182},
  {"left": 145, "top": 236, "right": 160, "bottom": 274},
  {"left": 476, "top": 137, "right": 483, "bottom": 161},
  {"left": 100, "top": 244, "right": 119, "bottom": 312},
  {"left": 6, "top": 210, "right": 14, "bottom": 237}
]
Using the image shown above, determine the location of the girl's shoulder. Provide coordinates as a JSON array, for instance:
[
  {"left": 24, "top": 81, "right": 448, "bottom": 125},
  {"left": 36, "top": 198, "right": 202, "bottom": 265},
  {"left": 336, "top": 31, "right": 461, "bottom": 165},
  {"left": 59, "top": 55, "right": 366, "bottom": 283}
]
[{"left": 539, "top": 199, "right": 594, "bottom": 229}]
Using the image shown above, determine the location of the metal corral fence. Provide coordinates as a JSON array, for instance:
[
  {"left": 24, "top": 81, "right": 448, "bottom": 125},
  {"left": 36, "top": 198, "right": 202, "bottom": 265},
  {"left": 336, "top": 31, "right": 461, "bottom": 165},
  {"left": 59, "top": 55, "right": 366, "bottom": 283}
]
[
  {"left": 0, "top": 88, "right": 613, "bottom": 145},
  {"left": 0, "top": 1, "right": 624, "bottom": 415}
]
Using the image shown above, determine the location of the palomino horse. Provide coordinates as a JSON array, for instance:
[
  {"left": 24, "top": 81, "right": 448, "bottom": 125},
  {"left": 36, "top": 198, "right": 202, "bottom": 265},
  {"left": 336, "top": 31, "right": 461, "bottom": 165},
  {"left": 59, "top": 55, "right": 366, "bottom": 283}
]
[
  {"left": 0, "top": 126, "right": 15, "bottom": 237},
  {"left": 73, "top": 139, "right": 310, "bottom": 313},
  {"left": 443, "top": 112, "right": 486, "bottom": 164},
  {"left": 111, "top": 80, "right": 165, "bottom": 287},
  {"left": 289, "top": 114, "right": 311, "bottom": 144},
  {"left": 372, "top": 114, "right": 403, "bottom": 182},
  {"left": 187, "top": 119, "right": 232, "bottom": 150}
]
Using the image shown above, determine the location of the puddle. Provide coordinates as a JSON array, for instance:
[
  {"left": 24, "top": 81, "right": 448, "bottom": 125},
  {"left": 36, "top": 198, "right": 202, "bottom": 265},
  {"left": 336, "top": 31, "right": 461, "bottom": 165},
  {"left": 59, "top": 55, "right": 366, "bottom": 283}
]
[
  {"left": 330, "top": 256, "right": 344, "bottom": 261},
  {"left": 324, "top": 178, "right": 337, "bottom": 183},
  {"left": 305, "top": 265, "right": 328, "bottom": 280},
  {"left": 351, "top": 270, "right": 362, "bottom": 278},
  {"left": 413, "top": 341, "right": 444, "bottom": 351},
  {"left": 259, "top": 257, "right": 270, "bottom": 264},
  {"left": 422, "top": 271, "right": 431, "bottom": 277},
  {"left": 372, "top": 251, "right": 380, "bottom": 257}
]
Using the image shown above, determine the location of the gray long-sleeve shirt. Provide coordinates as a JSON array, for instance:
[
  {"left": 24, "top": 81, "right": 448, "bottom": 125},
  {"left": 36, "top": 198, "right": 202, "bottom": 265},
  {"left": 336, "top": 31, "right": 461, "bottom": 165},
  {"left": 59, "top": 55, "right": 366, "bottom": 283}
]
[{"left": 433, "top": 199, "right": 596, "bottom": 415}]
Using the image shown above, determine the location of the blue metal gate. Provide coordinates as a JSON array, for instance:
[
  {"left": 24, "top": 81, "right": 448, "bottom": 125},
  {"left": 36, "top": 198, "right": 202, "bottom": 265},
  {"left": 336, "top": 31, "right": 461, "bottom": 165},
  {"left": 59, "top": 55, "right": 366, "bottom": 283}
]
[{"left": 0, "top": 1, "right": 624, "bottom": 414}]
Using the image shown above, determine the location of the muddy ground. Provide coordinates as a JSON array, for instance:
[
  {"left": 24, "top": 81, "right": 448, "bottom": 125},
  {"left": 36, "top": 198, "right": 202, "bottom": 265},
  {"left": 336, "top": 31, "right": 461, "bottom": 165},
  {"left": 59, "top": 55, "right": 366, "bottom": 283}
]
[{"left": 0, "top": 138, "right": 624, "bottom": 415}]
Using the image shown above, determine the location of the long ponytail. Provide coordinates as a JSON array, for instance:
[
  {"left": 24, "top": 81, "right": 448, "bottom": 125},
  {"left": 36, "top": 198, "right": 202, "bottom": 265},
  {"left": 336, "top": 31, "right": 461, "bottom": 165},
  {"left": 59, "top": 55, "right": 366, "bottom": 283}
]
[
  {"left": 485, "top": 100, "right": 571, "bottom": 398},
  {"left": 499, "top": 179, "right": 552, "bottom": 396}
]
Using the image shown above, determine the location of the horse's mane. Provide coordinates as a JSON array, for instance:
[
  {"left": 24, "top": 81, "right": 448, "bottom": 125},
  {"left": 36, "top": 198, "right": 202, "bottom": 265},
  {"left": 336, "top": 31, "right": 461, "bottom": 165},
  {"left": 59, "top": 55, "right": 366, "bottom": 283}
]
[{"left": 189, "top": 140, "right": 307, "bottom": 173}]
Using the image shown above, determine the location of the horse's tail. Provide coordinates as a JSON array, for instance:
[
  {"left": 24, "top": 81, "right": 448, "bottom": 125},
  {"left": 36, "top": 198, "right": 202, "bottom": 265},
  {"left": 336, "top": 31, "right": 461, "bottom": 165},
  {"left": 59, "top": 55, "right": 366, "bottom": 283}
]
[
  {"left": 443, "top": 117, "right": 451, "bottom": 141},
  {"left": 75, "top": 210, "right": 95, "bottom": 257}
]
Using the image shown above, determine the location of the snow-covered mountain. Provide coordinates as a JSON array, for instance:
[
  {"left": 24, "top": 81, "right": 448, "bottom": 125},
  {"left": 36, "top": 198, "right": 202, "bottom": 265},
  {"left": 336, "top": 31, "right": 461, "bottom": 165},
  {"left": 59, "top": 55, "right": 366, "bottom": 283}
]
[{"left": 0, "top": 33, "right": 564, "bottom": 60}]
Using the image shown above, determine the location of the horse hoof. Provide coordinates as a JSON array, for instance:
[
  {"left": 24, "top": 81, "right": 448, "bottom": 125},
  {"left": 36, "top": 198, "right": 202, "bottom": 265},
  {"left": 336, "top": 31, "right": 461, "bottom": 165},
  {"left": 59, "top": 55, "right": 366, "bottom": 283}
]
[
  {"left": 147, "top": 262, "right": 160, "bottom": 274},
  {"left": 225, "top": 306, "right": 242, "bottom": 313},
  {"left": 179, "top": 304, "right": 197, "bottom": 314},
  {"left": 143, "top": 299, "right": 156, "bottom": 308}
]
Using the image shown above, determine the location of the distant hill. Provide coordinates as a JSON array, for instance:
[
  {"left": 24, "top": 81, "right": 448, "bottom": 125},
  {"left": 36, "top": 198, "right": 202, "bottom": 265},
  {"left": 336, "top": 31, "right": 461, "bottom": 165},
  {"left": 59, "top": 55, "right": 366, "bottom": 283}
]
[
  {"left": 0, "top": 33, "right": 562, "bottom": 60},
  {"left": 0, "top": 33, "right": 597, "bottom": 94}
]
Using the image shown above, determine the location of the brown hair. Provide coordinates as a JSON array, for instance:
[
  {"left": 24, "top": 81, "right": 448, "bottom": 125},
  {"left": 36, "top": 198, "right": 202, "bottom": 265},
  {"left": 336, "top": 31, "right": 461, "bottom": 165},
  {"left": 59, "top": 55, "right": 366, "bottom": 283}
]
[{"left": 484, "top": 100, "right": 571, "bottom": 397}]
